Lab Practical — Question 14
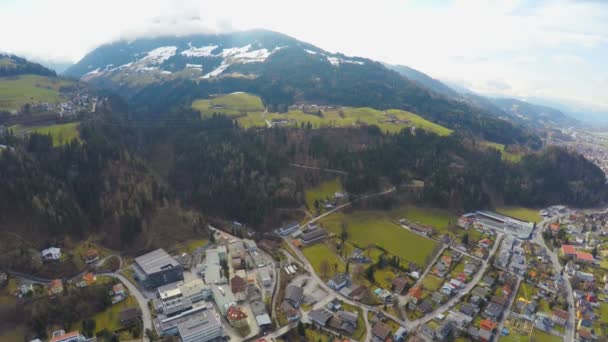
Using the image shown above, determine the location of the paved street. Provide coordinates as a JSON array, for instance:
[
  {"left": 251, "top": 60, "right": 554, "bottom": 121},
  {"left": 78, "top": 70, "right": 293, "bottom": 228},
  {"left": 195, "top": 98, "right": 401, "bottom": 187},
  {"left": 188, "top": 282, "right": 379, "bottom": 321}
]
[{"left": 534, "top": 216, "right": 575, "bottom": 342}]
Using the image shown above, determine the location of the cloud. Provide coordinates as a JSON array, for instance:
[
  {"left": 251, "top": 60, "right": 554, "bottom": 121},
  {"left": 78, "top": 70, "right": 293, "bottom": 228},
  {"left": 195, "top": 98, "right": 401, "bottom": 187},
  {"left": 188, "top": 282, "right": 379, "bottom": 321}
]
[
  {"left": 0, "top": 0, "right": 606, "bottom": 111},
  {"left": 552, "top": 54, "right": 587, "bottom": 65}
]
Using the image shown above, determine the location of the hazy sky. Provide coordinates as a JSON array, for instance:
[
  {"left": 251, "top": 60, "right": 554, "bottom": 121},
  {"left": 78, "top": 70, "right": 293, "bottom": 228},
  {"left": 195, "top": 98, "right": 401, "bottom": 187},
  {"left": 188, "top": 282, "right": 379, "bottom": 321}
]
[{"left": 1, "top": 0, "right": 607, "bottom": 112}]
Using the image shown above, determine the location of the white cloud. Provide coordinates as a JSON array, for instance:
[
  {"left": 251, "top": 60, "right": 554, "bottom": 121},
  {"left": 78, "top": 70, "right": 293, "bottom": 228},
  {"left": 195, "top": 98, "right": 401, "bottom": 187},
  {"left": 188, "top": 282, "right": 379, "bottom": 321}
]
[
  {"left": 552, "top": 54, "right": 586, "bottom": 65},
  {"left": 0, "top": 0, "right": 606, "bottom": 111}
]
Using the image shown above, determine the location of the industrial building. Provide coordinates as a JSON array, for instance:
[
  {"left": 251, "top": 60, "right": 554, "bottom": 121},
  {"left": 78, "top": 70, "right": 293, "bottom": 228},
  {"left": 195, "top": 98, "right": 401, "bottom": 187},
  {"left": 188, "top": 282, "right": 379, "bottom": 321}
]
[
  {"left": 133, "top": 249, "right": 184, "bottom": 289},
  {"left": 177, "top": 310, "right": 223, "bottom": 342}
]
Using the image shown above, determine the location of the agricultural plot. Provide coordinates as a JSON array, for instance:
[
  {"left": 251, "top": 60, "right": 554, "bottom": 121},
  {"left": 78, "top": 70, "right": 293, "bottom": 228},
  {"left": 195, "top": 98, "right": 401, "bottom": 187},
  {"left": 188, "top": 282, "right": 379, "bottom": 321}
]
[
  {"left": 11, "top": 122, "right": 80, "bottom": 146},
  {"left": 192, "top": 92, "right": 453, "bottom": 136},
  {"left": 0, "top": 75, "right": 73, "bottom": 112},
  {"left": 320, "top": 210, "right": 438, "bottom": 267},
  {"left": 387, "top": 205, "right": 457, "bottom": 231},
  {"left": 192, "top": 92, "right": 265, "bottom": 118}
]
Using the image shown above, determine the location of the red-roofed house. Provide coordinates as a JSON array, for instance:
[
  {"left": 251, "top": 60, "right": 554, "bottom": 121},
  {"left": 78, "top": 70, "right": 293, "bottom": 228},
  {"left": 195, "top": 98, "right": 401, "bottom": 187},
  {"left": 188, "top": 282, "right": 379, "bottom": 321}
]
[
  {"left": 552, "top": 309, "right": 568, "bottom": 326},
  {"left": 49, "top": 330, "right": 85, "bottom": 342},
  {"left": 480, "top": 319, "right": 497, "bottom": 331},
  {"left": 48, "top": 279, "right": 63, "bottom": 296},
  {"left": 562, "top": 245, "right": 576, "bottom": 257},
  {"left": 408, "top": 286, "right": 423, "bottom": 308},
  {"left": 576, "top": 252, "right": 594, "bottom": 263},
  {"left": 227, "top": 306, "right": 248, "bottom": 328}
]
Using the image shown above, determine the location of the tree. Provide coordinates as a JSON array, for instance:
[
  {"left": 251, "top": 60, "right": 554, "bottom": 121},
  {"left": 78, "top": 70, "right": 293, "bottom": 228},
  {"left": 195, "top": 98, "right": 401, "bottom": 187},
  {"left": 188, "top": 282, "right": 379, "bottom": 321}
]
[
  {"left": 320, "top": 260, "right": 330, "bottom": 278},
  {"left": 297, "top": 321, "right": 305, "bottom": 336},
  {"left": 82, "top": 319, "right": 96, "bottom": 337},
  {"left": 592, "top": 246, "right": 598, "bottom": 258},
  {"left": 340, "top": 221, "right": 349, "bottom": 245},
  {"left": 461, "top": 233, "right": 469, "bottom": 246}
]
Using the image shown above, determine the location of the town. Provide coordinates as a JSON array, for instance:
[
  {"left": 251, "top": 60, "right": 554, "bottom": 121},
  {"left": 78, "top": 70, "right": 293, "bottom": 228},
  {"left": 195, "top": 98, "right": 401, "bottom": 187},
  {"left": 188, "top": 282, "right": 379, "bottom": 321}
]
[{"left": 3, "top": 193, "right": 608, "bottom": 342}]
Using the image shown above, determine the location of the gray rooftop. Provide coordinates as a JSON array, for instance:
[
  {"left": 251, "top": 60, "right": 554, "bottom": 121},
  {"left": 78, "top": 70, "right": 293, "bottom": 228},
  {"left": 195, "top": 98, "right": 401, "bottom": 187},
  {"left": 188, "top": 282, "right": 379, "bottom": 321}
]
[
  {"left": 177, "top": 309, "right": 221, "bottom": 340},
  {"left": 135, "top": 249, "right": 180, "bottom": 275}
]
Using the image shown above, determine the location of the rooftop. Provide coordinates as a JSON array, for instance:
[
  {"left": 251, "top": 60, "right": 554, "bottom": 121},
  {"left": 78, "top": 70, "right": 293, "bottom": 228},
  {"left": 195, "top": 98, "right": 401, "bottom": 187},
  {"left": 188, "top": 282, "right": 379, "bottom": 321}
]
[
  {"left": 135, "top": 249, "right": 180, "bottom": 275},
  {"left": 177, "top": 310, "right": 221, "bottom": 340}
]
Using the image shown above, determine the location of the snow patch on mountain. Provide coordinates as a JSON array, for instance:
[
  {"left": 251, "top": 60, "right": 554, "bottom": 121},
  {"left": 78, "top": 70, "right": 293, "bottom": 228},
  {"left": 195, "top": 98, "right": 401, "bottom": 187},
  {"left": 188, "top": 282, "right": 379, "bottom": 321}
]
[
  {"left": 202, "top": 62, "right": 230, "bottom": 79},
  {"left": 139, "top": 46, "right": 177, "bottom": 65},
  {"left": 181, "top": 44, "right": 218, "bottom": 57}
]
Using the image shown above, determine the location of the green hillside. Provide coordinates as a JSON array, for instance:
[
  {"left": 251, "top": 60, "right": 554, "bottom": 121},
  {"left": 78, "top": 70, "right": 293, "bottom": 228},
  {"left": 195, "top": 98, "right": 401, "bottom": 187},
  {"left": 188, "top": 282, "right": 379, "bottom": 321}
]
[
  {"left": 0, "top": 75, "right": 73, "bottom": 112},
  {"left": 192, "top": 92, "right": 452, "bottom": 136}
]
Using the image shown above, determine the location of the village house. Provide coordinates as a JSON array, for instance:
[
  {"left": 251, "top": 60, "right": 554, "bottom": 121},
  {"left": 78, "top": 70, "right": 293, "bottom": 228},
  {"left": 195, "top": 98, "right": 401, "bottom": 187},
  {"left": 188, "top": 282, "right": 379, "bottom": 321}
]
[
  {"left": 309, "top": 308, "right": 333, "bottom": 327},
  {"left": 328, "top": 273, "right": 350, "bottom": 291},
  {"left": 48, "top": 279, "right": 63, "bottom": 296},
  {"left": 284, "top": 285, "right": 303, "bottom": 308},
  {"left": 84, "top": 248, "right": 99, "bottom": 264},
  {"left": 371, "top": 321, "right": 392, "bottom": 342},
  {"left": 551, "top": 309, "right": 568, "bottom": 326},
  {"left": 392, "top": 277, "right": 409, "bottom": 295}
]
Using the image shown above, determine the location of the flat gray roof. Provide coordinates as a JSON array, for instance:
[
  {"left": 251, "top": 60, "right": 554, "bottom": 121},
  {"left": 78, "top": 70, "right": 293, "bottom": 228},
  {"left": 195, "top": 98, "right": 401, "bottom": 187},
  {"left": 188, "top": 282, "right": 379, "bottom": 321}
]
[
  {"left": 135, "top": 249, "right": 180, "bottom": 275},
  {"left": 177, "top": 309, "right": 221, "bottom": 340}
]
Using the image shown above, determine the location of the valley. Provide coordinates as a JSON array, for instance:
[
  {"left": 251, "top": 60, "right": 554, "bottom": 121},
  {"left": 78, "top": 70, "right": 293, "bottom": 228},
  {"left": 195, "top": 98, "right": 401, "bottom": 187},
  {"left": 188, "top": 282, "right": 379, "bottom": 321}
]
[{"left": 0, "top": 24, "right": 606, "bottom": 342}]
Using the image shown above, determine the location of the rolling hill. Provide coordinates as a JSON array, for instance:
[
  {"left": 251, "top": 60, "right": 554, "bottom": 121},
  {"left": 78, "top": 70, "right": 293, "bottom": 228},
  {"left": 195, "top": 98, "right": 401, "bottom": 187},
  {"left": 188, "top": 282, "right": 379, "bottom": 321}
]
[{"left": 65, "top": 30, "right": 539, "bottom": 146}]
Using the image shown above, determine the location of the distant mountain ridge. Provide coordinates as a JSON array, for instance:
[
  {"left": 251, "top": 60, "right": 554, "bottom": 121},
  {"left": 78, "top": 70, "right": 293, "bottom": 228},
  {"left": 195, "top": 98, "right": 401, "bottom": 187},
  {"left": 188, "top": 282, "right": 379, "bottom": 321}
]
[
  {"left": 386, "top": 64, "right": 577, "bottom": 128},
  {"left": 0, "top": 53, "right": 56, "bottom": 77},
  {"left": 66, "top": 29, "right": 540, "bottom": 146}
]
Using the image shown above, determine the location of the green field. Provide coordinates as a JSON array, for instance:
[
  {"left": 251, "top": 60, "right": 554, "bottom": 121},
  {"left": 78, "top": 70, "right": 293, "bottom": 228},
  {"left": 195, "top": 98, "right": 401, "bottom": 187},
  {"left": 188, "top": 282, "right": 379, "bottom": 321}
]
[
  {"left": 482, "top": 141, "right": 524, "bottom": 162},
  {"left": 11, "top": 122, "right": 80, "bottom": 146},
  {"left": 0, "top": 75, "right": 72, "bottom": 112},
  {"left": 192, "top": 92, "right": 265, "bottom": 118},
  {"left": 73, "top": 295, "right": 138, "bottom": 333},
  {"left": 421, "top": 274, "right": 443, "bottom": 293},
  {"left": 496, "top": 207, "right": 540, "bottom": 223},
  {"left": 320, "top": 210, "right": 438, "bottom": 266},
  {"left": 305, "top": 178, "right": 343, "bottom": 210},
  {"left": 192, "top": 93, "right": 452, "bottom": 136},
  {"left": 301, "top": 243, "right": 345, "bottom": 281},
  {"left": 387, "top": 205, "right": 457, "bottom": 231}
]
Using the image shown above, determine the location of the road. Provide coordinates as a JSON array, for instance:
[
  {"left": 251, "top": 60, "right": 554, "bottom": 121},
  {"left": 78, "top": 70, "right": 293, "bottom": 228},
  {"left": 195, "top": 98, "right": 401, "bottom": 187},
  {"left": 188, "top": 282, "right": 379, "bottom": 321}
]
[
  {"left": 406, "top": 234, "right": 503, "bottom": 329},
  {"left": 534, "top": 216, "right": 575, "bottom": 342},
  {"left": 492, "top": 277, "right": 521, "bottom": 342},
  {"left": 100, "top": 272, "right": 152, "bottom": 342},
  {"left": 284, "top": 237, "right": 373, "bottom": 341},
  {"left": 289, "top": 163, "right": 349, "bottom": 175}
]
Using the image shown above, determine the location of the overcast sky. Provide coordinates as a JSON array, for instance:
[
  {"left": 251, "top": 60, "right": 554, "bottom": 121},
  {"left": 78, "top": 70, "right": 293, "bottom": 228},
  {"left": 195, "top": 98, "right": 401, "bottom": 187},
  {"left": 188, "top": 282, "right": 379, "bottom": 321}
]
[{"left": 1, "top": 0, "right": 607, "bottom": 113}]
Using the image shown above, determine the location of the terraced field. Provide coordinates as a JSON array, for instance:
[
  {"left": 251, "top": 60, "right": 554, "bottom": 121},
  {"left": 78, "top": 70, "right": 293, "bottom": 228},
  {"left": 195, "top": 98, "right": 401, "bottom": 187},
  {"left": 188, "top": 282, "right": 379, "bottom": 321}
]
[
  {"left": 0, "top": 75, "right": 73, "bottom": 112},
  {"left": 192, "top": 92, "right": 453, "bottom": 136}
]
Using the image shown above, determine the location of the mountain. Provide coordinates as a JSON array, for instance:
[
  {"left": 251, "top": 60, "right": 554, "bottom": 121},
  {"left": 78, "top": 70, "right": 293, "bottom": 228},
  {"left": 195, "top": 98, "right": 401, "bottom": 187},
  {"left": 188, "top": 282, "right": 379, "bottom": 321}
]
[
  {"left": 489, "top": 97, "right": 577, "bottom": 128},
  {"left": 384, "top": 63, "right": 459, "bottom": 98},
  {"left": 0, "top": 53, "right": 56, "bottom": 77},
  {"left": 66, "top": 30, "right": 538, "bottom": 146}
]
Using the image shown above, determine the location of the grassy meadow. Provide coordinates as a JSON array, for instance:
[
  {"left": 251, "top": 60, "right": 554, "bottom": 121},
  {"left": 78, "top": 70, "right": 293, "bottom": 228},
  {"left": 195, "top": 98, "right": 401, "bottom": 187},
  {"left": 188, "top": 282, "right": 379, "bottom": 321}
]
[
  {"left": 11, "top": 122, "right": 80, "bottom": 146},
  {"left": 0, "top": 75, "right": 72, "bottom": 112},
  {"left": 192, "top": 92, "right": 453, "bottom": 136},
  {"left": 301, "top": 243, "right": 345, "bottom": 281},
  {"left": 320, "top": 210, "right": 438, "bottom": 267},
  {"left": 496, "top": 206, "right": 541, "bottom": 223}
]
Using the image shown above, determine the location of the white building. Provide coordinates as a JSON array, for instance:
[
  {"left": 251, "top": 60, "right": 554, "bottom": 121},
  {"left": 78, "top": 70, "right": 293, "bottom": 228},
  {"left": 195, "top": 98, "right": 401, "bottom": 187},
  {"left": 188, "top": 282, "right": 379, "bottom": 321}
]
[{"left": 41, "top": 247, "right": 61, "bottom": 261}]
